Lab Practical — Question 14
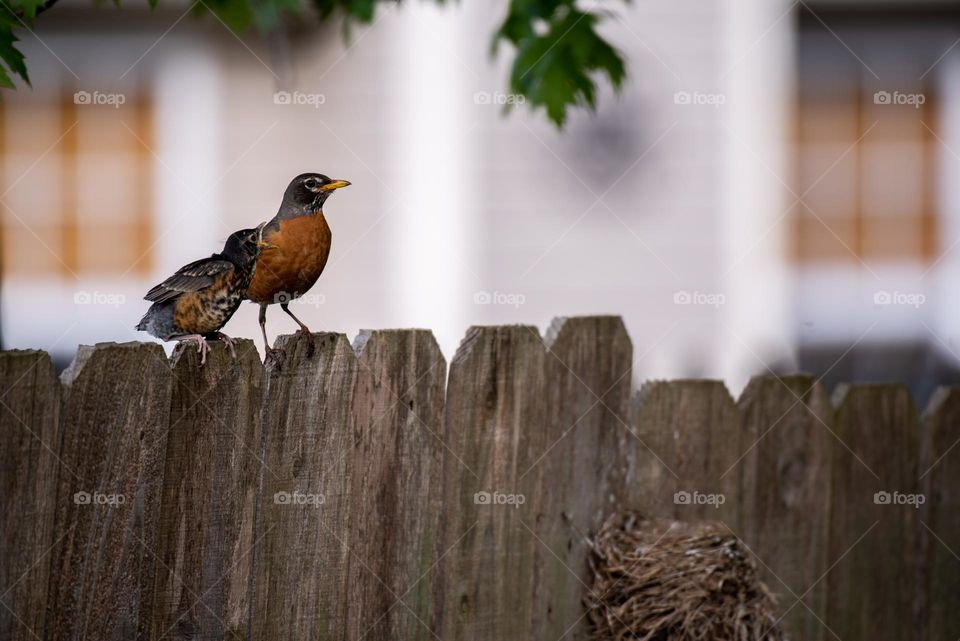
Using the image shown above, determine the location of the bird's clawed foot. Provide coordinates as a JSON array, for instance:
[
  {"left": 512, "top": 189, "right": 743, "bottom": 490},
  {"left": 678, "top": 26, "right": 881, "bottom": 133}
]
[
  {"left": 263, "top": 343, "right": 285, "bottom": 364},
  {"left": 210, "top": 332, "right": 238, "bottom": 359},
  {"left": 180, "top": 334, "right": 211, "bottom": 366},
  {"left": 295, "top": 325, "right": 315, "bottom": 358}
]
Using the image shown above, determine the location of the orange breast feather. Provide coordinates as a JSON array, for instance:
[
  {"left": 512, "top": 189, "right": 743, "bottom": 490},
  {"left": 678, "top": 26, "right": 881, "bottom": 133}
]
[{"left": 246, "top": 214, "right": 332, "bottom": 304}]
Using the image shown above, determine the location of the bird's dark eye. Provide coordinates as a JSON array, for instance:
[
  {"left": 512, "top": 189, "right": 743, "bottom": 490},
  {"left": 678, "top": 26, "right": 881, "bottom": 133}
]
[{"left": 304, "top": 178, "right": 318, "bottom": 190}]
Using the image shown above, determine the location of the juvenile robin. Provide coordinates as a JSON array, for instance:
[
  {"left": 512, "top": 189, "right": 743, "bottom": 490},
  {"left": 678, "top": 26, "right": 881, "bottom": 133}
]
[
  {"left": 245, "top": 172, "right": 351, "bottom": 356},
  {"left": 136, "top": 223, "right": 270, "bottom": 364}
]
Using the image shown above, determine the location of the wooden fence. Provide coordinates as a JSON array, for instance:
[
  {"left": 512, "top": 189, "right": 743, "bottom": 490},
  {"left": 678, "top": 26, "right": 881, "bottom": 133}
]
[{"left": 0, "top": 316, "right": 957, "bottom": 641}]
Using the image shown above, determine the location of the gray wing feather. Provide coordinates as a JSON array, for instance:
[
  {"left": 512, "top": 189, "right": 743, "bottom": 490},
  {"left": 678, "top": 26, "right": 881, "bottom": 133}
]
[{"left": 144, "top": 256, "right": 234, "bottom": 304}]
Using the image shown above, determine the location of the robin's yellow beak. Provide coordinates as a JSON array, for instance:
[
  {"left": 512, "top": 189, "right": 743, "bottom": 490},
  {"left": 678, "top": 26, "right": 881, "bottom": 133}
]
[
  {"left": 258, "top": 240, "right": 278, "bottom": 251},
  {"left": 320, "top": 179, "right": 351, "bottom": 191}
]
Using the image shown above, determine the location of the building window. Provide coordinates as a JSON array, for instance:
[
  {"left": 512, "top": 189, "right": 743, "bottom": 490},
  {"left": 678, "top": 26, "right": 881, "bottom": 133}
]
[
  {"left": 794, "top": 23, "right": 939, "bottom": 265},
  {"left": 0, "top": 89, "right": 153, "bottom": 277}
]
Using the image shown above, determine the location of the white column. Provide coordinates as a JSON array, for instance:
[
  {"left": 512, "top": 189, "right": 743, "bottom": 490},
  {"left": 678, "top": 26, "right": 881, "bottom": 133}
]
[
  {"left": 720, "top": 0, "right": 796, "bottom": 392},
  {"left": 390, "top": 4, "right": 475, "bottom": 356}
]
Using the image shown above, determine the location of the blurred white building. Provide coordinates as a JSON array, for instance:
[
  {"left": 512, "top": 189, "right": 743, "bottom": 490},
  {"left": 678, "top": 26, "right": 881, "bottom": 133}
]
[{"left": 3, "top": 0, "right": 960, "bottom": 400}]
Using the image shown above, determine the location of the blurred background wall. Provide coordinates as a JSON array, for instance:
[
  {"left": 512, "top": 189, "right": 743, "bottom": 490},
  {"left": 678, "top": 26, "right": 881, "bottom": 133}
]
[{"left": 3, "top": 0, "right": 960, "bottom": 403}]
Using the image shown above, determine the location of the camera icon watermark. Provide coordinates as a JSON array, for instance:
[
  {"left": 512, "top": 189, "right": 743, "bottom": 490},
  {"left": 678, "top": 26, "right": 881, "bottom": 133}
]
[
  {"left": 273, "top": 291, "right": 297, "bottom": 305},
  {"left": 74, "top": 90, "right": 126, "bottom": 108},
  {"left": 274, "top": 490, "right": 325, "bottom": 507},
  {"left": 673, "top": 490, "right": 725, "bottom": 509},
  {"left": 74, "top": 290, "right": 126, "bottom": 308},
  {"left": 673, "top": 90, "right": 726, "bottom": 108},
  {"left": 673, "top": 290, "right": 725, "bottom": 308},
  {"left": 873, "top": 290, "right": 925, "bottom": 309},
  {"left": 874, "top": 490, "right": 924, "bottom": 508},
  {"left": 473, "top": 490, "right": 526, "bottom": 508},
  {"left": 873, "top": 90, "right": 925, "bottom": 109},
  {"left": 273, "top": 91, "right": 326, "bottom": 108}
]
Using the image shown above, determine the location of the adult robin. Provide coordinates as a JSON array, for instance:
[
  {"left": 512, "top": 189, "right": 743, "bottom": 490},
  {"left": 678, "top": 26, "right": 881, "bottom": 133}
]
[
  {"left": 245, "top": 172, "right": 351, "bottom": 356},
  {"left": 136, "top": 223, "right": 271, "bottom": 364}
]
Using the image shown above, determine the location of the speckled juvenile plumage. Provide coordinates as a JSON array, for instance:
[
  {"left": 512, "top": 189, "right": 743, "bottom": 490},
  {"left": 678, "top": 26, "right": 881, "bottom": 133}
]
[{"left": 137, "top": 225, "right": 267, "bottom": 361}]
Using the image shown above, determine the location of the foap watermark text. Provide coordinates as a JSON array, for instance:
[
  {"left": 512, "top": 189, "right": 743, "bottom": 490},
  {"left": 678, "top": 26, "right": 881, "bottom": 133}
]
[
  {"left": 474, "top": 490, "right": 525, "bottom": 508},
  {"left": 74, "top": 490, "right": 125, "bottom": 507},
  {"left": 474, "top": 290, "right": 525, "bottom": 308},
  {"left": 874, "top": 490, "right": 924, "bottom": 508},
  {"left": 274, "top": 490, "right": 325, "bottom": 507},
  {"left": 274, "top": 91, "right": 326, "bottom": 108},
  {"left": 874, "top": 91, "right": 925, "bottom": 108},
  {"left": 874, "top": 290, "right": 925, "bottom": 308},
  {"left": 674, "top": 490, "right": 725, "bottom": 509},
  {"left": 673, "top": 290, "right": 725, "bottom": 308},
  {"left": 74, "top": 291, "right": 126, "bottom": 308}
]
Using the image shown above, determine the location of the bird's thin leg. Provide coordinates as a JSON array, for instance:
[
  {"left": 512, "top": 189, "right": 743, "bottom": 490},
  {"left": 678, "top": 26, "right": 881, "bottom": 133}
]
[
  {"left": 281, "top": 302, "right": 312, "bottom": 335},
  {"left": 259, "top": 303, "right": 279, "bottom": 358},
  {"left": 211, "top": 332, "right": 237, "bottom": 359}
]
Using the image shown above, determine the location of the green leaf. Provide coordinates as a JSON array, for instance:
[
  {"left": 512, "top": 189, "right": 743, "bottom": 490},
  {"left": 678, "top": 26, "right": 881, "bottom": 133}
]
[
  {"left": 16, "top": 0, "right": 43, "bottom": 21},
  {"left": 0, "top": 60, "right": 14, "bottom": 89},
  {"left": 194, "top": 0, "right": 254, "bottom": 32},
  {"left": 497, "top": 2, "right": 625, "bottom": 127},
  {"left": 0, "top": 16, "right": 29, "bottom": 87},
  {"left": 311, "top": 0, "right": 377, "bottom": 24}
]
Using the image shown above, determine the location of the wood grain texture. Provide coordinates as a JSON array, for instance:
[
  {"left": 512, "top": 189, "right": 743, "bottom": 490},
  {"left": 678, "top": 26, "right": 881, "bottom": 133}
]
[
  {"left": 49, "top": 342, "right": 173, "bottom": 641},
  {"left": 0, "top": 351, "right": 61, "bottom": 641},
  {"left": 828, "top": 385, "right": 919, "bottom": 641},
  {"left": 433, "top": 325, "right": 547, "bottom": 641},
  {"left": 346, "top": 329, "right": 446, "bottom": 641},
  {"left": 251, "top": 333, "right": 360, "bottom": 641},
  {"left": 631, "top": 379, "right": 739, "bottom": 523},
  {"left": 738, "top": 375, "right": 833, "bottom": 641},
  {"left": 534, "top": 316, "right": 634, "bottom": 641},
  {"left": 919, "top": 387, "right": 960, "bottom": 641},
  {"left": 151, "top": 340, "right": 264, "bottom": 641},
  {"left": 0, "top": 318, "right": 955, "bottom": 641}
]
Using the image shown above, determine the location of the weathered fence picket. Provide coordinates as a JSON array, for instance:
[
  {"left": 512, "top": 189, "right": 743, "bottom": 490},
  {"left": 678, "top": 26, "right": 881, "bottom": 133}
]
[
  {"left": 534, "top": 317, "right": 635, "bottom": 641},
  {"left": 738, "top": 376, "right": 833, "bottom": 641},
  {"left": 345, "top": 329, "right": 446, "bottom": 641},
  {"left": 434, "top": 325, "right": 546, "bottom": 641},
  {"left": 253, "top": 332, "right": 359, "bottom": 641},
  {"left": 631, "top": 379, "right": 740, "bottom": 523},
  {"left": 0, "top": 351, "right": 60, "bottom": 641},
  {"left": 829, "top": 385, "right": 920, "bottom": 641},
  {"left": 50, "top": 343, "right": 172, "bottom": 641},
  {"left": 152, "top": 340, "right": 264, "bottom": 641},
  {"left": 920, "top": 389, "right": 960, "bottom": 641},
  {"left": 0, "top": 316, "right": 958, "bottom": 641}
]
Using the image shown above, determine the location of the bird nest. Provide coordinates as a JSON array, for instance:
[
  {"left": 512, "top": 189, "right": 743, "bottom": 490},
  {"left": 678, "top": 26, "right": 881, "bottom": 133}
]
[{"left": 585, "top": 512, "right": 786, "bottom": 641}]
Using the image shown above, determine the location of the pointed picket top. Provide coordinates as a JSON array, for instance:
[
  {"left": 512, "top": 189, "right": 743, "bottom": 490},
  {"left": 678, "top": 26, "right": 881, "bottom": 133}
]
[
  {"left": 631, "top": 379, "right": 739, "bottom": 522},
  {"left": 544, "top": 314, "right": 631, "bottom": 354},
  {"left": 60, "top": 341, "right": 167, "bottom": 387},
  {"left": 352, "top": 328, "right": 444, "bottom": 371}
]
